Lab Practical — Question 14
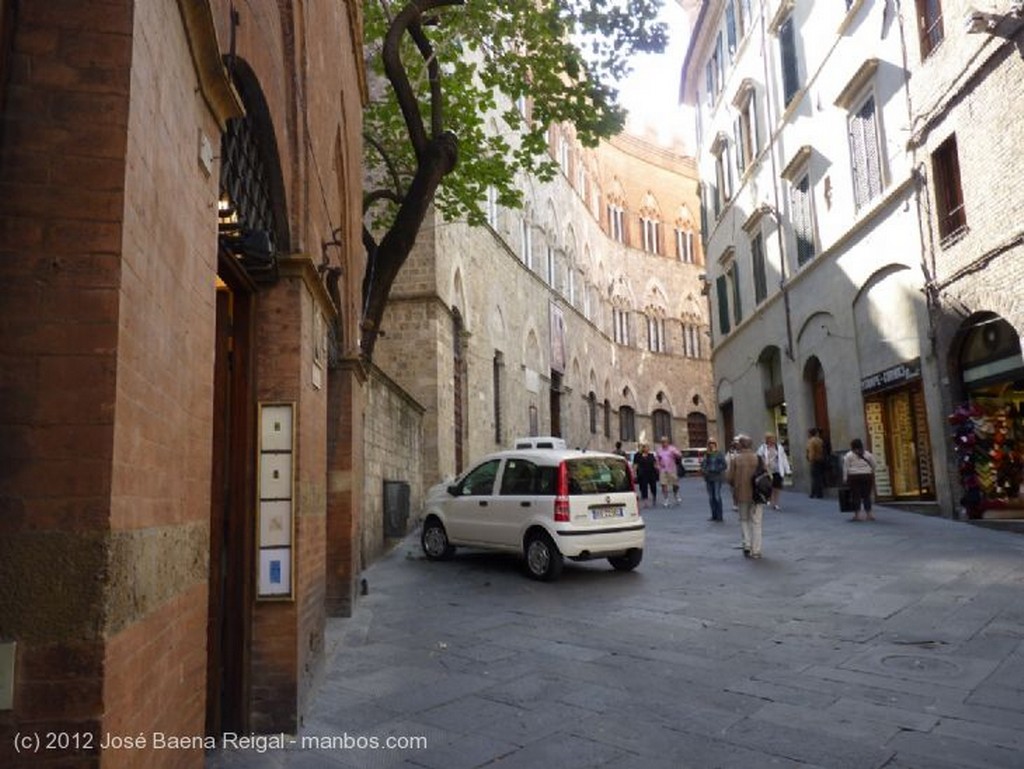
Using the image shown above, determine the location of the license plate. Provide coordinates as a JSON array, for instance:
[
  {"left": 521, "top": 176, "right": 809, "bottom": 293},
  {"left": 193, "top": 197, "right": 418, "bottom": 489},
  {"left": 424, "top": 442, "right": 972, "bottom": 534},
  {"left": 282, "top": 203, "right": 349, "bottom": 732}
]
[{"left": 592, "top": 506, "right": 624, "bottom": 520}]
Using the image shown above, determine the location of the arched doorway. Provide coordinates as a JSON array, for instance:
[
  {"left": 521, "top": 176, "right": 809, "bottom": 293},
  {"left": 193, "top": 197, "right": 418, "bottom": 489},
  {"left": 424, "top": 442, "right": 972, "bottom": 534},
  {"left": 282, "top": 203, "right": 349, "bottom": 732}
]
[
  {"left": 950, "top": 313, "right": 1024, "bottom": 518},
  {"left": 208, "top": 62, "right": 288, "bottom": 736},
  {"left": 804, "top": 356, "right": 834, "bottom": 483},
  {"left": 686, "top": 412, "right": 708, "bottom": 448}
]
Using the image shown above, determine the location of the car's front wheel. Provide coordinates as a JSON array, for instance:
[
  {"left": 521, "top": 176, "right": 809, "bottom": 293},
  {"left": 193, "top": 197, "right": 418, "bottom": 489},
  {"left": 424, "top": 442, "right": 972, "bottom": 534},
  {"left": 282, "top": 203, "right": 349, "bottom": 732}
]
[
  {"left": 608, "top": 548, "right": 643, "bottom": 571},
  {"left": 524, "top": 531, "right": 563, "bottom": 581},
  {"left": 421, "top": 517, "right": 455, "bottom": 560}
]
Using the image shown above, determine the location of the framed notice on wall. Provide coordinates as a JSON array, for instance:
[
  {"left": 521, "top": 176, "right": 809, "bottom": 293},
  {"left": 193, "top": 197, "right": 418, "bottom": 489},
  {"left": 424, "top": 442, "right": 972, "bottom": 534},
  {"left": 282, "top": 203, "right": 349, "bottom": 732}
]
[{"left": 257, "top": 402, "right": 295, "bottom": 599}]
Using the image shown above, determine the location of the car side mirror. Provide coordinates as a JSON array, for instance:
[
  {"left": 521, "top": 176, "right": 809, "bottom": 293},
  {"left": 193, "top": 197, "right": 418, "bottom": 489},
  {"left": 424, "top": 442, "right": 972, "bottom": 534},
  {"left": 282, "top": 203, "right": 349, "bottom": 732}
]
[{"left": 447, "top": 484, "right": 461, "bottom": 497}]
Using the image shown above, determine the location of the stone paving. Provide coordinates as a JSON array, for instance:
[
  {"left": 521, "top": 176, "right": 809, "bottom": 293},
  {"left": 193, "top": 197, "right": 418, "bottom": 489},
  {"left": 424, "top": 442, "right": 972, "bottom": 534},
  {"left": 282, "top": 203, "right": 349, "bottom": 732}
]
[{"left": 208, "top": 478, "right": 1024, "bottom": 768}]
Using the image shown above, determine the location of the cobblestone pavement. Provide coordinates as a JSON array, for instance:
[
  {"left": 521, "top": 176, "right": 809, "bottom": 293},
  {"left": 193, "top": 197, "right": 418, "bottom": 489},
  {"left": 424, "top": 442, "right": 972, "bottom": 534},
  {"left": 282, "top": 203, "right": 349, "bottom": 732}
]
[{"left": 208, "top": 478, "right": 1024, "bottom": 768}]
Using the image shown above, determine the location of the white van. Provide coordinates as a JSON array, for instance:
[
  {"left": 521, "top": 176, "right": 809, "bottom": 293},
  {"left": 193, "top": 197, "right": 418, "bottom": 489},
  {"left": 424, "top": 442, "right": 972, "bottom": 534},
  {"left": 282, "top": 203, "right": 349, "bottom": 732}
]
[{"left": 513, "top": 436, "right": 568, "bottom": 450}]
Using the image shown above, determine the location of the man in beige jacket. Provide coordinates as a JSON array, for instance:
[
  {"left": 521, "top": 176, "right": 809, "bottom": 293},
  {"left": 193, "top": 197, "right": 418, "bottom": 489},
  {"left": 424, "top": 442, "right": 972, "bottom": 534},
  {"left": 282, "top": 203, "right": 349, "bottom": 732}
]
[{"left": 725, "top": 434, "right": 764, "bottom": 558}]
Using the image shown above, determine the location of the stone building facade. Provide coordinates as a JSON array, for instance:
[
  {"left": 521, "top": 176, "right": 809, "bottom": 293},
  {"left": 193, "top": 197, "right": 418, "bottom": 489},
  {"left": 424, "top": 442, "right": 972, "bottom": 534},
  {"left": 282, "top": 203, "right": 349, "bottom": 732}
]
[
  {"left": 374, "top": 128, "right": 714, "bottom": 493},
  {"left": 682, "top": 1, "right": 950, "bottom": 512},
  {"left": 0, "top": 1, "right": 367, "bottom": 766},
  {"left": 682, "top": 0, "right": 1024, "bottom": 521}
]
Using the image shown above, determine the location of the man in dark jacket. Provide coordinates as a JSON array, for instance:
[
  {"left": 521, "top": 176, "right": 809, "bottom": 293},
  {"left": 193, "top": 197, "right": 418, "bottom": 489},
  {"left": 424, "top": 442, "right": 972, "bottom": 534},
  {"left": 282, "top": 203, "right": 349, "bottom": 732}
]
[{"left": 725, "top": 434, "right": 764, "bottom": 558}]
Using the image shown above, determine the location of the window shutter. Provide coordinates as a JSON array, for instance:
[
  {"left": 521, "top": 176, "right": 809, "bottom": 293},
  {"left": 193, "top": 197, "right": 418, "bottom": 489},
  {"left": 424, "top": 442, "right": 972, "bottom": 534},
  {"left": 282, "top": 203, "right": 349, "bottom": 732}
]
[
  {"left": 779, "top": 17, "right": 800, "bottom": 105},
  {"left": 750, "top": 97, "right": 760, "bottom": 154},
  {"left": 731, "top": 263, "right": 743, "bottom": 325},
  {"left": 734, "top": 118, "right": 745, "bottom": 176},
  {"left": 716, "top": 275, "right": 731, "bottom": 334},
  {"left": 793, "top": 175, "right": 815, "bottom": 264},
  {"left": 726, "top": 1, "right": 738, "bottom": 55},
  {"left": 861, "top": 97, "right": 882, "bottom": 201}
]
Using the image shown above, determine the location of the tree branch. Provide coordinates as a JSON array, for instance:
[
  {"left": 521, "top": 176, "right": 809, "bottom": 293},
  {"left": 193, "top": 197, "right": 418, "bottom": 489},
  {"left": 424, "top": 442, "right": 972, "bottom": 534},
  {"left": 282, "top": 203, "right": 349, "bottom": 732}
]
[{"left": 382, "top": 0, "right": 463, "bottom": 158}]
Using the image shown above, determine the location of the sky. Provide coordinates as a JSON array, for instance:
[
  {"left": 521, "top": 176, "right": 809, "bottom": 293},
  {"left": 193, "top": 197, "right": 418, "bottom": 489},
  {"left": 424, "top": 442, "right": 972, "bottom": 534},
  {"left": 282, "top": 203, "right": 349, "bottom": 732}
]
[{"left": 617, "top": 1, "right": 696, "bottom": 149}]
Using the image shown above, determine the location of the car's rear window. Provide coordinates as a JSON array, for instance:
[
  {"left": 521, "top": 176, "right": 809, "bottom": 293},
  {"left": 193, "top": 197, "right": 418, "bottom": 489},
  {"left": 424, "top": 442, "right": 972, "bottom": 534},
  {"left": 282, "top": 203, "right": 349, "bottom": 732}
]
[{"left": 565, "top": 457, "right": 633, "bottom": 495}]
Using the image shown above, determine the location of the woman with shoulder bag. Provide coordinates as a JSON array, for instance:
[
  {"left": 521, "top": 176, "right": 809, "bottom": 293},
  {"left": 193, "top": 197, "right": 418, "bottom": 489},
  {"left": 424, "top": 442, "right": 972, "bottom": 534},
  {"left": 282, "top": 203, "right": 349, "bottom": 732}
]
[{"left": 842, "top": 438, "right": 877, "bottom": 522}]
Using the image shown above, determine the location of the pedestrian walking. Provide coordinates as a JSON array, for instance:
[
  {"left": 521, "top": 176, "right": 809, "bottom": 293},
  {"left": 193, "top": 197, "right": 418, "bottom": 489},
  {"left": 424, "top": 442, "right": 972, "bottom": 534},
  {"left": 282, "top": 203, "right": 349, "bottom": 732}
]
[
  {"left": 725, "top": 434, "right": 765, "bottom": 558},
  {"left": 655, "top": 436, "right": 682, "bottom": 506},
  {"left": 700, "top": 438, "right": 728, "bottom": 521},
  {"left": 757, "top": 432, "right": 790, "bottom": 510},
  {"left": 613, "top": 440, "right": 628, "bottom": 458},
  {"left": 633, "top": 443, "right": 658, "bottom": 509},
  {"left": 843, "top": 438, "right": 877, "bottom": 521},
  {"left": 806, "top": 427, "right": 826, "bottom": 499}
]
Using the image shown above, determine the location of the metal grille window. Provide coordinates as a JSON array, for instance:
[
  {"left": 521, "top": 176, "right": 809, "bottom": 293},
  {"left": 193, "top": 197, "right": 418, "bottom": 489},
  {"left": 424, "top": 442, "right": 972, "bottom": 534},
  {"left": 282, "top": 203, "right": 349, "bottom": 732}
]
[
  {"left": 588, "top": 392, "right": 597, "bottom": 434},
  {"left": 849, "top": 93, "right": 883, "bottom": 209},
  {"left": 604, "top": 399, "right": 611, "bottom": 438},
  {"left": 792, "top": 173, "right": 816, "bottom": 265},
  {"left": 933, "top": 134, "right": 966, "bottom": 244},
  {"left": 219, "top": 113, "right": 280, "bottom": 281},
  {"left": 916, "top": 0, "right": 944, "bottom": 58}
]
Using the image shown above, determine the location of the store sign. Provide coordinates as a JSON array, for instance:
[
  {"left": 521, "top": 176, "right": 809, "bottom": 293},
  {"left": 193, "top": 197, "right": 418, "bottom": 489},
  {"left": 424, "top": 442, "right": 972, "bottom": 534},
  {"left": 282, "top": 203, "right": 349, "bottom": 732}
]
[{"left": 861, "top": 358, "right": 921, "bottom": 395}]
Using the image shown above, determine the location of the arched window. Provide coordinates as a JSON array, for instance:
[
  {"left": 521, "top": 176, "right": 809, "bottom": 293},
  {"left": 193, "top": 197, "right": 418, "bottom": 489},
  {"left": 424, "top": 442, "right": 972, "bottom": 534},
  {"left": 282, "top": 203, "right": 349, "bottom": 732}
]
[
  {"left": 619, "top": 406, "right": 637, "bottom": 442},
  {"left": 588, "top": 392, "right": 597, "bottom": 434},
  {"left": 652, "top": 409, "right": 673, "bottom": 443}
]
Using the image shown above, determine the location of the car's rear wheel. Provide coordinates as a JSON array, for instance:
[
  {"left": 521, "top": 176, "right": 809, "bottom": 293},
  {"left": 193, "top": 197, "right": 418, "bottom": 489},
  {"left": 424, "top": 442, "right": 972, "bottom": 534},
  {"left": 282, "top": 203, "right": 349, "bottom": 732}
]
[
  {"left": 524, "top": 532, "right": 563, "bottom": 581},
  {"left": 421, "top": 517, "right": 454, "bottom": 560},
  {"left": 608, "top": 548, "right": 643, "bottom": 571}
]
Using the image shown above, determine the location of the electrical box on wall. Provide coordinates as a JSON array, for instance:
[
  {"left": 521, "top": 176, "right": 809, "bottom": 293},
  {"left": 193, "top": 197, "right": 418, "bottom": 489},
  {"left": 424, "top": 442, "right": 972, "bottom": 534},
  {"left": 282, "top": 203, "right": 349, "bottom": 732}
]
[{"left": 0, "top": 641, "right": 15, "bottom": 710}]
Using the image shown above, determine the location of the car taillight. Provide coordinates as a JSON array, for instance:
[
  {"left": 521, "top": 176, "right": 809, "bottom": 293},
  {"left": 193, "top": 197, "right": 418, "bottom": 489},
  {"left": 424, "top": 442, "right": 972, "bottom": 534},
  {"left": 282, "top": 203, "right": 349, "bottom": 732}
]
[
  {"left": 554, "top": 460, "right": 570, "bottom": 522},
  {"left": 626, "top": 461, "right": 637, "bottom": 491}
]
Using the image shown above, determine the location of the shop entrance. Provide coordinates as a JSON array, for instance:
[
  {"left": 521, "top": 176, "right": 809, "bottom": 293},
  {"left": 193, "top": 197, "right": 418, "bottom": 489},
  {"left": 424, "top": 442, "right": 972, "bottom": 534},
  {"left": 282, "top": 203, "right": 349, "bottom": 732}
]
[
  {"left": 950, "top": 313, "right": 1024, "bottom": 518},
  {"left": 860, "top": 357, "right": 934, "bottom": 501}
]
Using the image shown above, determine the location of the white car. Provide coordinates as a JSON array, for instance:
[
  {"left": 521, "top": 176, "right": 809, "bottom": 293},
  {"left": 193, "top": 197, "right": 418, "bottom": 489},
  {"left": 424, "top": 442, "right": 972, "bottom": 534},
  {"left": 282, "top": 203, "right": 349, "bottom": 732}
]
[
  {"left": 421, "top": 449, "right": 645, "bottom": 581},
  {"left": 679, "top": 448, "right": 706, "bottom": 475}
]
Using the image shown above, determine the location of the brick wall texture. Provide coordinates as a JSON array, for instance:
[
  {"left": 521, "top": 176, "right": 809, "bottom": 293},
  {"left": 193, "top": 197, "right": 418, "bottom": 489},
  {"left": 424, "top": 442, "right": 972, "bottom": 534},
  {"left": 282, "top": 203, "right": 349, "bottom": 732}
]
[{"left": 0, "top": 0, "right": 366, "bottom": 765}]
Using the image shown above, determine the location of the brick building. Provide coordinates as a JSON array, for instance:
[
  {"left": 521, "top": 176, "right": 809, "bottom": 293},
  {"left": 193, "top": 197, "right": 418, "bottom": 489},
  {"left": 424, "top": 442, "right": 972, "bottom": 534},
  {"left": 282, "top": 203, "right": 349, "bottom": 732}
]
[
  {"left": 0, "top": 1, "right": 367, "bottom": 766},
  {"left": 374, "top": 125, "right": 714, "bottom": 488},
  {"left": 906, "top": 1, "right": 1024, "bottom": 521}
]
